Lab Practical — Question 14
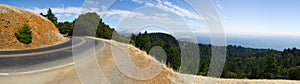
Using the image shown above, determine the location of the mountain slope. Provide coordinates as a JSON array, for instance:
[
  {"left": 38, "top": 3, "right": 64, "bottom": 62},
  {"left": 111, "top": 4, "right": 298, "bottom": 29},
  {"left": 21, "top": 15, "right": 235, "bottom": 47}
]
[{"left": 0, "top": 4, "right": 66, "bottom": 50}]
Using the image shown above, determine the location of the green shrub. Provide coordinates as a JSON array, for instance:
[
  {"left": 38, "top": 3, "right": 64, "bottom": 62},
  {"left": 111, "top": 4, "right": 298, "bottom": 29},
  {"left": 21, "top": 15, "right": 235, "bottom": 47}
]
[
  {"left": 290, "top": 66, "right": 300, "bottom": 80},
  {"left": 225, "top": 71, "right": 238, "bottom": 78},
  {"left": 15, "top": 23, "right": 32, "bottom": 44}
]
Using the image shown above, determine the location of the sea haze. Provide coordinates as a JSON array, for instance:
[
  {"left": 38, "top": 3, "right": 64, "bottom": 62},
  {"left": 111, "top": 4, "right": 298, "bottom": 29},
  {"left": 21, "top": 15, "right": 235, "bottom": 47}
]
[{"left": 195, "top": 33, "right": 300, "bottom": 51}]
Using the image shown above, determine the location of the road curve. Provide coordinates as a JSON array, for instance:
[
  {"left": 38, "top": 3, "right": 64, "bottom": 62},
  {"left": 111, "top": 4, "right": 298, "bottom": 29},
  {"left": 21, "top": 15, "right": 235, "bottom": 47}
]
[{"left": 0, "top": 36, "right": 105, "bottom": 75}]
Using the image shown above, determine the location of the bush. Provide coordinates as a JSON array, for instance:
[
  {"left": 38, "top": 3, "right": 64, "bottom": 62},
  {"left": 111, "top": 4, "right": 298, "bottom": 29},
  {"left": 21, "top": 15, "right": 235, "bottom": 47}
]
[
  {"left": 225, "top": 71, "right": 238, "bottom": 78},
  {"left": 290, "top": 66, "right": 300, "bottom": 80},
  {"left": 15, "top": 23, "right": 32, "bottom": 44}
]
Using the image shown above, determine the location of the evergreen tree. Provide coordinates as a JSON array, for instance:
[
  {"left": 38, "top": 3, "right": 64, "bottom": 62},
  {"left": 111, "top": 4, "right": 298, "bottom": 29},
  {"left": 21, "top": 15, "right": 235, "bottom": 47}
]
[
  {"left": 136, "top": 32, "right": 142, "bottom": 49},
  {"left": 290, "top": 66, "right": 300, "bottom": 80},
  {"left": 130, "top": 33, "right": 136, "bottom": 46},
  {"left": 96, "top": 21, "right": 114, "bottom": 39},
  {"left": 73, "top": 12, "right": 100, "bottom": 36},
  {"left": 40, "top": 8, "right": 58, "bottom": 26},
  {"left": 15, "top": 23, "right": 32, "bottom": 44},
  {"left": 143, "top": 31, "right": 151, "bottom": 53},
  {"left": 57, "top": 21, "right": 74, "bottom": 34}
]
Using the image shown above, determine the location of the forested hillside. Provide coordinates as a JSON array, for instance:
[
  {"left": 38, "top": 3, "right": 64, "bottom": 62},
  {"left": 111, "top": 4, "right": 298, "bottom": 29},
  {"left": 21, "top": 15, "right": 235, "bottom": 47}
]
[
  {"left": 131, "top": 32, "right": 300, "bottom": 80},
  {"left": 43, "top": 9, "right": 300, "bottom": 80}
]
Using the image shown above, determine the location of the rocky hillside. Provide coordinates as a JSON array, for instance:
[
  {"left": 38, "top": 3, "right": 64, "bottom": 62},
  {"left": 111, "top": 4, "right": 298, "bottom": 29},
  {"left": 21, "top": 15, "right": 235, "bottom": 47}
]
[{"left": 0, "top": 4, "right": 66, "bottom": 50}]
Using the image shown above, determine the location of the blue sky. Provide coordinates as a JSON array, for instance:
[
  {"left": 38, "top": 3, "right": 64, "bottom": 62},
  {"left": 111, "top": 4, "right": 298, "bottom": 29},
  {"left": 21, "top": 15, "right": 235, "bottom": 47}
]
[
  {"left": 221, "top": 0, "right": 300, "bottom": 37},
  {"left": 1, "top": 0, "right": 300, "bottom": 38}
]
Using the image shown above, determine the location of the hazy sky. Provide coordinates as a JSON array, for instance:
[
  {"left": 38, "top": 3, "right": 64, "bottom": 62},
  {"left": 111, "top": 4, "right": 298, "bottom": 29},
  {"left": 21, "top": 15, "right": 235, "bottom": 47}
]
[{"left": 1, "top": 0, "right": 300, "bottom": 37}]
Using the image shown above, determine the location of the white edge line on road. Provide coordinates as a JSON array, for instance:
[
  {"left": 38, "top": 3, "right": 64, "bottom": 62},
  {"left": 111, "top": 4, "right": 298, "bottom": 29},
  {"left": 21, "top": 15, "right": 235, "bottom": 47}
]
[
  {"left": 0, "top": 38, "right": 71, "bottom": 52},
  {"left": 0, "top": 37, "right": 106, "bottom": 76},
  {"left": 73, "top": 38, "right": 107, "bottom": 84},
  {"left": 0, "top": 62, "right": 75, "bottom": 76},
  {"left": 0, "top": 37, "right": 86, "bottom": 57}
]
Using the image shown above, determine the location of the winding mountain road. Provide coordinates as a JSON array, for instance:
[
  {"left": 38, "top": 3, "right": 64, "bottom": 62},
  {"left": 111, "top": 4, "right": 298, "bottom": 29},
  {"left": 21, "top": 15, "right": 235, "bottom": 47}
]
[{"left": 0, "top": 36, "right": 105, "bottom": 75}]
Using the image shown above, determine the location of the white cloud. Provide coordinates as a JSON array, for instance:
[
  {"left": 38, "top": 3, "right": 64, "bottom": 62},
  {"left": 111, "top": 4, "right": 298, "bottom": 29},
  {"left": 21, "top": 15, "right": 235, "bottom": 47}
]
[
  {"left": 25, "top": 0, "right": 203, "bottom": 20},
  {"left": 25, "top": 6, "right": 100, "bottom": 21},
  {"left": 102, "top": 9, "right": 177, "bottom": 23},
  {"left": 103, "top": 9, "right": 148, "bottom": 19},
  {"left": 132, "top": 0, "right": 144, "bottom": 4},
  {"left": 23, "top": 0, "right": 206, "bottom": 33},
  {"left": 25, "top": 6, "right": 167, "bottom": 21},
  {"left": 214, "top": 0, "right": 223, "bottom": 10},
  {"left": 130, "top": 0, "right": 203, "bottom": 20},
  {"left": 26, "top": 7, "right": 98, "bottom": 15},
  {"left": 216, "top": 4, "right": 222, "bottom": 10}
]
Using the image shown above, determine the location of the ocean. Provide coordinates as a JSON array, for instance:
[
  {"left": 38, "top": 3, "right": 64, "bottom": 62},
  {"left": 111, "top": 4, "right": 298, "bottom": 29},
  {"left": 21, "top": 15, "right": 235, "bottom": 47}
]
[{"left": 195, "top": 33, "right": 300, "bottom": 51}]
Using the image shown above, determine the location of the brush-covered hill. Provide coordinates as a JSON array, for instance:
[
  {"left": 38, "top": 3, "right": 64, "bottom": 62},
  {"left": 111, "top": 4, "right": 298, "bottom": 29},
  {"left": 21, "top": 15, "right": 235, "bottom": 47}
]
[{"left": 0, "top": 4, "right": 66, "bottom": 50}]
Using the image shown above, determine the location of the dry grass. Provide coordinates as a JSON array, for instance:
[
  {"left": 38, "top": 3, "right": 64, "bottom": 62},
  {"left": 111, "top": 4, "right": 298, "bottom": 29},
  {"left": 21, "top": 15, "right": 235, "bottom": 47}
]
[
  {"left": 0, "top": 4, "right": 66, "bottom": 50},
  {"left": 97, "top": 38, "right": 177, "bottom": 84}
]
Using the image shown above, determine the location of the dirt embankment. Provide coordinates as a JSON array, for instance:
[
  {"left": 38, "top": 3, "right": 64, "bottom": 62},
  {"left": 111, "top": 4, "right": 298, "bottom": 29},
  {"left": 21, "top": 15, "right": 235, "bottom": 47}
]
[{"left": 0, "top": 4, "right": 66, "bottom": 50}]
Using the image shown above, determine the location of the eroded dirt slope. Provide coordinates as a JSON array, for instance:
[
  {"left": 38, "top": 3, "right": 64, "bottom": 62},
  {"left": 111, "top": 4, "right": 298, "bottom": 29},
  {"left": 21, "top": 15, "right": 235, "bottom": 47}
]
[{"left": 0, "top": 4, "right": 66, "bottom": 50}]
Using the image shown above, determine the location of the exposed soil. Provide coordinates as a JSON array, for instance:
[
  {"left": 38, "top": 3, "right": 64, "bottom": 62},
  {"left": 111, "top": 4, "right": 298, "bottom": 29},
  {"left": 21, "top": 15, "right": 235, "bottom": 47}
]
[{"left": 0, "top": 4, "right": 66, "bottom": 50}]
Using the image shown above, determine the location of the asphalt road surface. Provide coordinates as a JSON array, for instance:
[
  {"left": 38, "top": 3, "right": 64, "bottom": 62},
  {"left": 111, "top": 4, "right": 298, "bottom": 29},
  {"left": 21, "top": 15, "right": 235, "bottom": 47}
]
[{"left": 0, "top": 36, "right": 104, "bottom": 75}]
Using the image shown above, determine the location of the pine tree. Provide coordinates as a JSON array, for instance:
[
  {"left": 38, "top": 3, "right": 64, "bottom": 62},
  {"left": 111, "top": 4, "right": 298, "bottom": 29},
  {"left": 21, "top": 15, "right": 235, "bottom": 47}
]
[
  {"left": 165, "top": 41, "right": 180, "bottom": 70},
  {"left": 130, "top": 33, "right": 136, "bottom": 46},
  {"left": 15, "top": 23, "right": 32, "bottom": 44},
  {"left": 47, "top": 8, "right": 58, "bottom": 25},
  {"left": 74, "top": 12, "right": 100, "bottom": 36},
  {"left": 143, "top": 31, "right": 151, "bottom": 53},
  {"left": 40, "top": 8, "right": 58, "bottom": 26}
]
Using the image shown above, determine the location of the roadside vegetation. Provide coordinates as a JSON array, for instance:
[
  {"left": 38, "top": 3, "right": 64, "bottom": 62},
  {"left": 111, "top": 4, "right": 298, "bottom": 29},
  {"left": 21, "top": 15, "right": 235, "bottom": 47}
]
[
  {"left": 15, "top": 23, "right": 32, "bottom": 44},
  {"left": 42, "top": 8, "right": 300, "bottom": 80}
]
